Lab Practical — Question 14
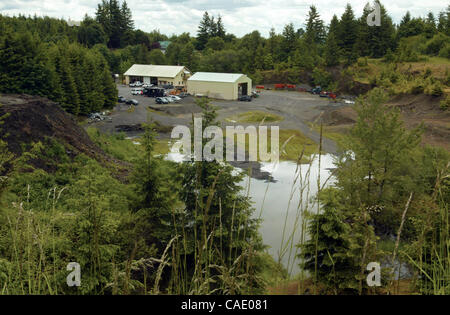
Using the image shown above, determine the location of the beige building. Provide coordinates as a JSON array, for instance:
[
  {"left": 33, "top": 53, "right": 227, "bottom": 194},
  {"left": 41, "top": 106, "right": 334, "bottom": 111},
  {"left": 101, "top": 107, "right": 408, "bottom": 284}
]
[
  {"left": 187, "top": 72, "right": 252, "bottom": 100},
  {"left": 124, "top": 64, "right": 191, "bottom": 87}
]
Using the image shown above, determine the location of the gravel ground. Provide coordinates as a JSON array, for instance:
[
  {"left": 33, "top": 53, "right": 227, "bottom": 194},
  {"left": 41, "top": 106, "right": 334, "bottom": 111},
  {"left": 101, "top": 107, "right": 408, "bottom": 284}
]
[{"left": 90, "top": 84, "right": 351, "bottom": 154}]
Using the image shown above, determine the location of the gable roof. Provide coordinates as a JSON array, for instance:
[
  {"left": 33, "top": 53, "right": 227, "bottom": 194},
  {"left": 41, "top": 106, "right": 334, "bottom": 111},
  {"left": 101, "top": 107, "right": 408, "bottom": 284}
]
[
  {"left": 124, "top": 64, "right": 187, "bottom": 78},
  {"left": 188, "top": 72, "right": 246, "bottom": 83}
]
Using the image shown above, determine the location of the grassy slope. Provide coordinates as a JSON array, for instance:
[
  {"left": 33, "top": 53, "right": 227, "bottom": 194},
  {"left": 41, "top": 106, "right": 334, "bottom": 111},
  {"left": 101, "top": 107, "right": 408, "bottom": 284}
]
[{"left": 226, "top": 111, "right": 284, "bottom": 123}]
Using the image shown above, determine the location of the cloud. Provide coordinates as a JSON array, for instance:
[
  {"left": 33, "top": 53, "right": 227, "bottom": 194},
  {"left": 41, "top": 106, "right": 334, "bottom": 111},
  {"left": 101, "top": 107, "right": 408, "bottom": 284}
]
[{"left": 0, "top": 0, "right": 448, "bottom": 37}]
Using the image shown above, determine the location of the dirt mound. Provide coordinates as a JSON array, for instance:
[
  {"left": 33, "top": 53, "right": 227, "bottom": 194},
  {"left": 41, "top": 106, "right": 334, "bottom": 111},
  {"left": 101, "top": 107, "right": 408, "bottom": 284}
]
[
  {"left": 387, "top": 94, "right": 450, "bottom": 150},
  {"left": 0, "top": 94, "right": 127, "bottom": 171},
  {"left": 319, "top": 93, "right": 449, "bottom": 151},
  {"left": 320, "top": 106, "right": 357, "bottom": 126}
]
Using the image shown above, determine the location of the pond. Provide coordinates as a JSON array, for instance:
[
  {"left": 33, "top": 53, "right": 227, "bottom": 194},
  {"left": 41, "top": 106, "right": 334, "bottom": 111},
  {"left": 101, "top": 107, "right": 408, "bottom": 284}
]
[
  {"left": 240, "top": 155, "right": 336, "bottom": 275},
  {"left": 165, "top": 152, "right": 337, "bottom": 276}
]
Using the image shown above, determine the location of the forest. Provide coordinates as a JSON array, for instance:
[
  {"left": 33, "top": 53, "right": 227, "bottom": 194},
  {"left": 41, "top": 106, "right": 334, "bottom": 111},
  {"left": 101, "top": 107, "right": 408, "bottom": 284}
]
[{"left": 0, "top": 0, "right": 448, "bottom": 295}]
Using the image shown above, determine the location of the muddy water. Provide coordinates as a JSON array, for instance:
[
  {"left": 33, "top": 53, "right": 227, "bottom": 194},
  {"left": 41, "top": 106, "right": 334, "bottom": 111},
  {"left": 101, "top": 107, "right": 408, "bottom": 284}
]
[
  {"left": 165, "top": 153, "right": 336, "bottom": 276},
  {"left": 240, "top": 155, "right": 336, "bottom": 275}
]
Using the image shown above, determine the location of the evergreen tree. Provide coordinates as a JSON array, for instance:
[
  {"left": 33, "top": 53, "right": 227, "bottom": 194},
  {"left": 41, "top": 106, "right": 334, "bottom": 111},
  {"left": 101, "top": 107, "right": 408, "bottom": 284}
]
[
  {"left": 357, "top": 1, "right": 395, "bottom": 58},
  {"left": 78, "top": 15, "right": 107, "bottom": 48},
  {"left": 337, "top": 4, "right": 358, "bottom": 64},
  {"left": 305, "top": 5, "right": 326, "bottom": 45},
  {"left": 196, "top": 12, "right": 211, "bottom": 50},
  {"left": 324, "top": 32, "right": 340, "bottom": 66},
  {"left": 216, "top": 15, "right": 226, "bottom": 39},
  {"left": 101, "top": 66, "right": 117, "bottom": 109},
  {"left": 180, "top": 98, "right": 261, "bottom": 274},
  {"left": 281, "top": 23, "right": 297, "bottom": 59}
]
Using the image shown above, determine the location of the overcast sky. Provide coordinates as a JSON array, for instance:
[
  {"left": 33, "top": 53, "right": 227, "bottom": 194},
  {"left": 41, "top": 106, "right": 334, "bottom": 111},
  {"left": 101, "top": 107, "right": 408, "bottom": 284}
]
[{"left": 0, "top": 0, "right": 448, "bottom": 37}]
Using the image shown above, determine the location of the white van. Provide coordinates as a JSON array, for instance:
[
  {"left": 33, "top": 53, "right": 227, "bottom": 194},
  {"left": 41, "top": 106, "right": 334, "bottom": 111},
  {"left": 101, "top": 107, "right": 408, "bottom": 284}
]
[{"left": 131, "top": 88, "right": 143, "bottom": 95}]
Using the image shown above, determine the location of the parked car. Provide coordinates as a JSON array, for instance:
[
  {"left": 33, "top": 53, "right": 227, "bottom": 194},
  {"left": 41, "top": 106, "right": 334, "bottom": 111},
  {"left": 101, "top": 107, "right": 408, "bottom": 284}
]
[
  {"left": 142, "top": 83, "right": 153, "bottom": 88},
  {"left": 131, "top": 88, "right": 143, "bottom": 95},
  {"left": 239, "top": 95, "right": 252, "bottom": 102},
  {"left": 156, "top": 97, "right": 169, "bottom": 104},
  {"left": 126, "top": 99, "right": 139, "bottom": 105},
  {"left": 89, "top": 113, "right": 103, "bottom": 121},
  {"left": 178, "top": 92, "right": 189, "bottom": 98},
  {"left": 168, "top": 95, "right": 181, "bottom": 102},
  {"left": 165, "top": 96, "right": 175, "bottom": 103},
  {"left": 130, "top": 81, "right": 143, "bottom": 87},
  {"left": 310, "top": 86, "right": 322, "bottom": 94},
  {"left": 118, "top": 96, "right": 126, "bottom": 103}
]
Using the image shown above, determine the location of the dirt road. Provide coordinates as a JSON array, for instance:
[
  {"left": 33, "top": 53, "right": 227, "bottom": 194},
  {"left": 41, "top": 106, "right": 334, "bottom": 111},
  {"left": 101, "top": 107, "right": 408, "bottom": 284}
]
[{"left": 90, "top": 85, "right": 351, "bottom": 154}]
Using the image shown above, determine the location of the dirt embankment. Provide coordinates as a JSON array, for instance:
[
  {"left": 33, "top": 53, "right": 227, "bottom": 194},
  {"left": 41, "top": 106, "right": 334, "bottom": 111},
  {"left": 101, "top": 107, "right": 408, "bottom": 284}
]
[
  {"left": 0, "top": 94, "right": 128, "bottom": 174},
  {"left": 319, "top": 93, "right": 450, "bottom": 151},
  {"left": 258, "top": 66, "right": 372, "bottom": 96}
]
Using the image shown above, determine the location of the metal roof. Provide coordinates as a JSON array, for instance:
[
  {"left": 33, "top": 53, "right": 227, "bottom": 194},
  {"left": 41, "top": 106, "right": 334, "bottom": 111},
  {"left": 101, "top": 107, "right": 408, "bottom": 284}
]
[
  {"left": 188, "top": 72, "right": 246, "bottom": 83},
  {"left": 124, "top": 64, "right": 187, "bottom": 78}
]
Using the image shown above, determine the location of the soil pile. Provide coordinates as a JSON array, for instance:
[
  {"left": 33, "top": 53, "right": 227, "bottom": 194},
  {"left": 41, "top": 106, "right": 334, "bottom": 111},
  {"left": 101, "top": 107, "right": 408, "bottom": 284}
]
[{"left": 0, "top": 94, "right": 127, "bottom": 171}]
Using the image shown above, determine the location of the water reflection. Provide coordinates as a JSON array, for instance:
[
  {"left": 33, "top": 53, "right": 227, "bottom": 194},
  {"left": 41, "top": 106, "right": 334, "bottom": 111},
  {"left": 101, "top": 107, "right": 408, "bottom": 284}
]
[{"left": 165, "top": 152, "right": 337, "bottom": 276}]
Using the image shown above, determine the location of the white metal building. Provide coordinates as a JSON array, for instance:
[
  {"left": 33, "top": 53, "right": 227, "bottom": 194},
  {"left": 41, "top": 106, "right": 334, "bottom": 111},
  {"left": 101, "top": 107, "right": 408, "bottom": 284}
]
[
  {"left": 124, "top": 64, "right": 191, "bottom": 87},
  {"left": 187, "top": 72, "right": 252, "bottom": 100}
]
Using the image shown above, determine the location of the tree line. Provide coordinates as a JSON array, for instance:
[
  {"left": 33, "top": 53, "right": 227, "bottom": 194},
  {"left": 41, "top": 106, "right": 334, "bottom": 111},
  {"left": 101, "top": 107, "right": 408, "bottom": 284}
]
[{"left": 1, "top": 1, "right": 449, "bottom": 115}]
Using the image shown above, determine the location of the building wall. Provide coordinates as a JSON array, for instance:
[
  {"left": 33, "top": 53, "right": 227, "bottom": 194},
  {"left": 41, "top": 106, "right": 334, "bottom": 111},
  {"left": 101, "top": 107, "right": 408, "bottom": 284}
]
[
  {"left": 187, "top": 75, "right": 252, "bottom": 100},
  {"left": 187, "top": 81, "right": 235, "bottom": 100},
  {"left": 235, "top": 75, "right": 252, "bottom": 98},
  {"left": 124, "top": 69, "right": 189, "bottom": 87}
]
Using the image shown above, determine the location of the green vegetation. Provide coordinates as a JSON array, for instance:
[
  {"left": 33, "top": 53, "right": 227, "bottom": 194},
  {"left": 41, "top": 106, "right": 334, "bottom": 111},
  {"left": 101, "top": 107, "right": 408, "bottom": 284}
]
[
  {"left": 0, "top": 0, "right": 449, "bottom": 296},
  {"left": 298, "top": 89, "right": 449, "bottom": 294},
  {"left": 226, "top": 111, "right": 284, "bottom": 123}
]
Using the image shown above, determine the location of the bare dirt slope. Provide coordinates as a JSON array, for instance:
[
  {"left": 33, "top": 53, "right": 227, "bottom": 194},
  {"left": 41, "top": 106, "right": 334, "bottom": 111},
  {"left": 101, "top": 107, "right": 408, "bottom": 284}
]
[
  {"left": 319, "top": 94, "right": 450, "bottom": 151},
  {"left": 0, "top": 94, "right": 127, "bottom": 171}
]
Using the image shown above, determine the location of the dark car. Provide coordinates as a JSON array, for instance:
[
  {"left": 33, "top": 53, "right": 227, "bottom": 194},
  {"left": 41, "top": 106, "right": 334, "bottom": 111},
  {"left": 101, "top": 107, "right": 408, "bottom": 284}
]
[
  {"left": 126, "top": 99, "right": 139, "bottom": 105},
  {"left": 239, "top": 95, "right": 252, "bottom": 102},
  {"left": 310, "top": 86, "right": 322, "bottom": 94},
  {"left": 118, "top": 96, "right": 126, "bottom": 103},
  {"left": 156, "top": 97, "right": 169, "bottom": 104}
]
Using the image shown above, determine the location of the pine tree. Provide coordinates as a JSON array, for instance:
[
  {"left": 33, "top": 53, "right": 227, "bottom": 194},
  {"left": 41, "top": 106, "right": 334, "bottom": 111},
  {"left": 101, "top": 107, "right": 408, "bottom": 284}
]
[
  {"left": 281, "top": 23, "right": 297, "bottom": 59},
  {"left": 120, "top": 0, "right": 134, "bottom": 46},
  {"left": 356, "top": 1, "right": 395, "bottom": 58},
  {"left": 101, "top": 66, "right": 117, "bottom": 109},
  {"left": 337, "top": 4, "right": 358, "bottom": 64},
  {"left": 196, "top": 12, "right": 211, "bottom": 50},
  {"left": 216, "top": 15, "right": 226, "bottom": 39},
  {"left": 324, "top": 32, "right": 340, "bottom": 66},
  {"left": 305, "top": 5, "right": 326, "bottom": 45}
]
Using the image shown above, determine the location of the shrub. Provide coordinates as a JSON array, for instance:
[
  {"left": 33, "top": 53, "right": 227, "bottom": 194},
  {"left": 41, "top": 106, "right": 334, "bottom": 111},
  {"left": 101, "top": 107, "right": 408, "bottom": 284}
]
[
  {"left": 438, "top": 43, "right": 450, "bottom": 59},
  {"left": 425, "top": 82, "right": 443, "bottom": 97},
  {"left": 357, "top": 57, "right": 368, "bottom": 67},
  {"left": 440, "top": 96, "right": 450, "bottom": 110},
  {"left": 425, "top": 33, "right": 450, "bottom": 56}
]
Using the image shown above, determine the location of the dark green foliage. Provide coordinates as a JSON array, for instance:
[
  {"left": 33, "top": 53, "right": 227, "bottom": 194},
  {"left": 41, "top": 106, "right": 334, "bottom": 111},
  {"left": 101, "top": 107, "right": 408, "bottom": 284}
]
[
  {"left": 78, "top": 15, "right": 107, "bottom": 48},
  {"left": 196, "top": 12, "right": 227, "bottom": 51},
  {"left": 337, "top": 4, "right": 358, "bottom": 64},
  {"left": 0, "top": 16, "right": 117, "bottom": 116},
  {"left": 95, "top": 0, "right": 134, "bottom": 48},
  {"left": 305, "top": 6, "right": 326, "bottom": 45}
]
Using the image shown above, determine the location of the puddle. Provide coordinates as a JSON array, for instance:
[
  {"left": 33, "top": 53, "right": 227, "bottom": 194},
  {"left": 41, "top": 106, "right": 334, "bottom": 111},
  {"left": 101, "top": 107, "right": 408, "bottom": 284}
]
[{"left": 165, "top": 152, "right": 337, "bottom": 275}]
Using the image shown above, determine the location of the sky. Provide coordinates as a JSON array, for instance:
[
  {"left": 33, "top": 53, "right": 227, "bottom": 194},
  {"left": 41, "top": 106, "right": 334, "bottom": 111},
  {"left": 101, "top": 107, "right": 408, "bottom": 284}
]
[{"left": 0, "top": 0, "right": 448, "bottom": 37}]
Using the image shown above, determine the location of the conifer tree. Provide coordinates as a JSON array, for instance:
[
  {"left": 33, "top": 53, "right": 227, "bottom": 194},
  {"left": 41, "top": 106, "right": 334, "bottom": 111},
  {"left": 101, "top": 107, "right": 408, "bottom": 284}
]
[{"left": 196, "top": 12, "right": 211, "bottom": 50}]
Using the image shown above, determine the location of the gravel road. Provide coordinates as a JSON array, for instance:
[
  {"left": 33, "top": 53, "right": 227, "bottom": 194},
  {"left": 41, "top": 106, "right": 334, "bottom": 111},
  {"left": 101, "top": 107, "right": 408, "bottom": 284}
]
[{"left": 90, "top": 84, "right": 350, "bottom": 154}]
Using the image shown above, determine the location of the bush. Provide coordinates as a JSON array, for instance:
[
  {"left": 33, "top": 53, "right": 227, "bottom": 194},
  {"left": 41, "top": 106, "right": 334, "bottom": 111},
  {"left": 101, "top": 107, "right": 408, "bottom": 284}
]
[
  {"left": 357, "top": 57, "right": 368, "bottom": 67},
  {"left": 440, "top": 96, "right": 450, "bottom": 110},
  {"left": 410, "top": 83, "right": 425, "bottom": 95},
  {"left": 312, "top": 67, "right": 333, "bottom": 89},
  {"left": 425, "top": 33, "right": 450, "bottom": 56},
  {"left": 438, "top": 43, "right": 450, "bottom": 59},
  {"left": 425, "top": 82, "right": 443, "bottom": 97}
]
